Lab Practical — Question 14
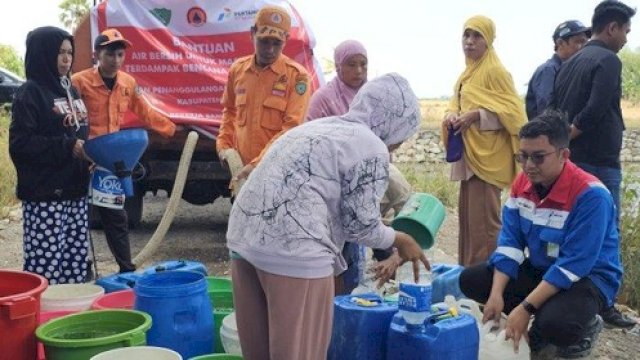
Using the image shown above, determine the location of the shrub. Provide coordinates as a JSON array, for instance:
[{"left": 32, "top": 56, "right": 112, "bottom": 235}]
[
  {"left": 0, "top": 111, "right": 17, "bottom": 212},
  {"left": 620, "top": 170, "right": 640, "bottom": 309}
]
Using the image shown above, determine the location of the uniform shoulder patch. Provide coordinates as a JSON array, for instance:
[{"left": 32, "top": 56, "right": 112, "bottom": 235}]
[{"left": 295, "top": 81, "right": 307, "bottom": 95}]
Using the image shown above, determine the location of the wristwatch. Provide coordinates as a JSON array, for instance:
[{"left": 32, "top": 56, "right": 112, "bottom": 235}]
[{"left": 521, "top": 300, "right": 537, "bottom": 315}]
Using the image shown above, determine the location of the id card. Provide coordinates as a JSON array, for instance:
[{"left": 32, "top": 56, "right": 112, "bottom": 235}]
[{"left": 546, "top": 242, "right": 560, "bottom": 258}]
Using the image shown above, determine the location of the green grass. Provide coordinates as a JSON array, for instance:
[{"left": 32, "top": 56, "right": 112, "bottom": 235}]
[
  {"left": 0, "top": 109, "right": 17, "bottom": 214},
  {"left": 395, "top": 162, "right": 458, "bottom": 208},
  {"left": 419, "top": 99, "right": 640, "bottom": 129}
]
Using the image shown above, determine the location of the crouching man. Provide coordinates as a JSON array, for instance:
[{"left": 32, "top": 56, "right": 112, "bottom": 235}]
[{"left": 459, "top": 110, "right": 623, "bottom": 358}]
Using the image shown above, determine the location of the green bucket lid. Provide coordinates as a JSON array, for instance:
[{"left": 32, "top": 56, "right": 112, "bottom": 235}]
[{"left": 391, "top": 193, "right": 445, "bottom": 249}]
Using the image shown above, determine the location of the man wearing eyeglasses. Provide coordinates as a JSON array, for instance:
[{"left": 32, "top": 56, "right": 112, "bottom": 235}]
[
  {"left": 216, "top": 5, "right": 311, "bottom": 193},
  {"left": 458, "top": 110, "right": 623, "bottom": 359}
]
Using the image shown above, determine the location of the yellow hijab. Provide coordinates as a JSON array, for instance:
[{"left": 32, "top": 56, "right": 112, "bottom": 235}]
[{"left": 445, "top": 15, "right": 526, "bottom": 189}]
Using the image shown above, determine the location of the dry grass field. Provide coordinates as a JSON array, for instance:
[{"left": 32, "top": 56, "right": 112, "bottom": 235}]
[{"left": 420, "top": 99, "right": 640, "bottom": 129}]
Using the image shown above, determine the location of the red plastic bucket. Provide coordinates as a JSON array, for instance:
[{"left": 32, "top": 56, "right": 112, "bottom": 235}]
[
  {"left": 37, "top": 310, "right": 77, "bottom": 360},
  {"left": 0, "top": 270, "right": 48, "bottom": 360},
  {"left": 91, "top": 289, "right": 135, "bottom": 310}
]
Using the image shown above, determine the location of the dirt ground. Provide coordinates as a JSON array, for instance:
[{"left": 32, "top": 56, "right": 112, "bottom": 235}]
[{"left": 1, "top": 192, "right": 639, "bottom": 359}]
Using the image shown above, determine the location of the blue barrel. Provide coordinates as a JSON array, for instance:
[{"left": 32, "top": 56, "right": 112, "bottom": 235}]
[
  {"left": 386, "top": 312, "right": 479, "bottom": 360},
  {"left": 142, "top": 260, "right": 208, "bottom": 276},
  {"left": 96, "top": 272, "right": 142, "bottom": 293},
  {"left": 328, "top": 293, "right": 398, "bottom": 360},
  {"left": 134, "top": 271, "right": 214, "bottom": 359}
]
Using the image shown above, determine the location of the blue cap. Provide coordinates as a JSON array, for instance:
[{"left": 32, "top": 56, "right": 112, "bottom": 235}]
[{"left": 553, "top": 20, "right": 592, "bottom": 41}]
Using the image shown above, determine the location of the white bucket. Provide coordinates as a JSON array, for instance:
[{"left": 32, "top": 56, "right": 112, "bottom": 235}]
[
  {"left": 41, "top": 284, "right": 105, "bottom": 312},
  {"left": 89, "top": 346, "right": 182, "bottom": 360},
  {"left": 220, "top": 312, "right": 242, "bottom": 355}
]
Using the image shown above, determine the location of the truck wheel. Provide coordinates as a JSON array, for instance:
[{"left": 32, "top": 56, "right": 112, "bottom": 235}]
[{"left": 125, "top": 189, "right": 144, "bottom": 229}]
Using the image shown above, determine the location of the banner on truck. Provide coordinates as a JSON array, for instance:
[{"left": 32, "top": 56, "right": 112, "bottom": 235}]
[{"left": 91, "top": 0, "right": 324, "bottom": 134}]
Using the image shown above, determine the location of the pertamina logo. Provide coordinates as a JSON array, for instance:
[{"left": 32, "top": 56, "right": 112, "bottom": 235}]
[
  {"left": 217, "top": 7, "right": 232, "bottom": 22},
  {"left": 216, "top": 7, "right": 258, "bottom": 22},
  {"left": 187, "top": 7, "right": 207, "bottom": 27}
]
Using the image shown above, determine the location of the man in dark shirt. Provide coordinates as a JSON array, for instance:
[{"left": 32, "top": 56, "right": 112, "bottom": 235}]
[
  {"left": 525, "top": 20, "right": 590, "bottom": 120},
  {"left": 552, "top": 0, "right": 636, "bottom": 330}
]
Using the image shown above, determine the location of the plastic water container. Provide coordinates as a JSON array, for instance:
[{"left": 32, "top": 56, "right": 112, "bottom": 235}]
[
  {"left": 398, "top": 282, "right": 432, "bottom": 327},
  {"left": 41, "top": 284, "right": 105, "bottom": 312},
  {"left": 134, "top": 271, "right": 214, "bottom": 359},
  {"left": 92, "top": 289, "right": 135, "bottom": 310},
  {"left": 96, "top": 272, "right": 142, "bottom": 293},
  {"left": 479, "top": 320, "right": 530, "bottom": 360},
  {"left": 386, "top": 312, "right": 480, "bottom": 360},
  {"left": 90, "top": 346, "right": 183, "bottom": 360},
  {"left": 142, "top": 260, "right": 208, "bottom": 276},
  {"left": 219, "top": 312, "right": 242, "bottom": 355},
  {"left": 328, "top": 293, "right": 398, "bottom": 360},
  {"left": 0, "top": 270, "right": 48, "bottom": 360},
  {"left": 36, "top": 309, "right": 152, "bottom": 360},
  {"left": 37, "top": 310, "right": 78, "bottom": 360},
  {"left": 206, "top": 277, "right": 234, "bottom": 353},
  {"left": 430, "top": 263, "right": 465, "bottom": 303}
]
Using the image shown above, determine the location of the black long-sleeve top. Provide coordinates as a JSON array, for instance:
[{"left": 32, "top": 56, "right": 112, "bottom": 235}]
[{"left": 552, "top": 40, "right": 624, "bottom": 169}]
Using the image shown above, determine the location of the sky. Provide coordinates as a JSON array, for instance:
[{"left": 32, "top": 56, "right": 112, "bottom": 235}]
[{"left": 1, "top": 0, "right": 639, "bottom": 98}]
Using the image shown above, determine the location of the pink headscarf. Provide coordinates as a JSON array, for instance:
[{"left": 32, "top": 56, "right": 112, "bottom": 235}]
[{"left": 306, "top": 40, "right": 368, "bottom": 120}]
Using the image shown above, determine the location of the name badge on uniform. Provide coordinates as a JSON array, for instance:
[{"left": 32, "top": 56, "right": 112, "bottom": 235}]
[
  {"left": 546, "top": 242, "right": 560, "bottom": 258},
  {"left": 272, "top": 75, "right": 287, "bottom": 97},
  {"left": 88, "top": 166, "right": 125, "bottom": 209}
]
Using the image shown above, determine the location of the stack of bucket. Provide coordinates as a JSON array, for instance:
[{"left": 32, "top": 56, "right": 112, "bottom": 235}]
[{"left": 206, "top": 277, "right": 235, "bottom": 353}]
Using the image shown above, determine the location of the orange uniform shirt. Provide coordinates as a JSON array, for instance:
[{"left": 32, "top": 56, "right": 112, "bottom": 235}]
[
  {"left": 72, "top": 68, "right": 176, "bottom": 139},
  {"left": 216, "top": 54, "right": 311, "bottom": 165}
]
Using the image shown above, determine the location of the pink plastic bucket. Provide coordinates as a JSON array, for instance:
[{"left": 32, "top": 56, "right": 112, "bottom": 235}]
[{"left": 91, "top": 289, "right": 135, "bottom": 310}]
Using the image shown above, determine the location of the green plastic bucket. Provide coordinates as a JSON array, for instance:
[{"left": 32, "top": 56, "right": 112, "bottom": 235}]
[
  {"left": 206, "top": 277, "right": 234, "bottom": 353},
  {"left": 35, "top": 309, "right": 152, "bottom": 360},
  {"left": 206, "top": 277, "right": 233, "bottom": 309},
  {"left": 189, "top": 354, "right": 243, "bottom": 360},
  {"left": 391, "top": 193, "right": 445, "bottom": 249}
]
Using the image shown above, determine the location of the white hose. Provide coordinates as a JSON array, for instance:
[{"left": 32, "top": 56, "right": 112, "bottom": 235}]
[
  {"left": 220, "top": 148, "right": 245, "bottom": 197},
  {"left": 133, "top": 131, "right": 199, "bottom": 266}
]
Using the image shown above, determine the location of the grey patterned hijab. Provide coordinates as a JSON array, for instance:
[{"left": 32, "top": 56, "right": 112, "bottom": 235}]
[{"left": 340, "top": 73, "right": 420, "bottom": 146}]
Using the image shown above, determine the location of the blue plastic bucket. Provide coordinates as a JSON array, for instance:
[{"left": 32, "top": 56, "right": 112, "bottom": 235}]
[
  {"left": 134, "top": 271, "right": 213, "bottom": 359},
  {"left": 328, "top": 293, "right": 398, "bottom": 360}
]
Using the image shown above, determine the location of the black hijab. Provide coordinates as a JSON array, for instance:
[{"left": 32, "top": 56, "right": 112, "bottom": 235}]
[{"left": 24, "top": 26, "right": 74, "bottom": 97}]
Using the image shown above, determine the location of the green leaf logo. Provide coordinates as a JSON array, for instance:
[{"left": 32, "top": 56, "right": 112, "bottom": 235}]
[{"left": 150, "top": 8, "right": 172, "bottom": 26}]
